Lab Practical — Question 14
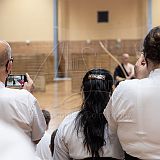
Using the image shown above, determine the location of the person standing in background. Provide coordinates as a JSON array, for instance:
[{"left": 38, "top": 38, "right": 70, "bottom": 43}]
[{"left": 114, "top": 53, "right": 135, "bottom": 86}]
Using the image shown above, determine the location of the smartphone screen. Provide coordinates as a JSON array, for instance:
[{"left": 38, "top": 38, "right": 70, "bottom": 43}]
[{"left": 5, "top": 75, "right": 27, "bottom": 87}]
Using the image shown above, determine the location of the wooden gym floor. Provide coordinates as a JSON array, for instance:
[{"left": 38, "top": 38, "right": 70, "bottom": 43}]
[{"left": 33, "top": 80, "right": 82, "bottom": 133}]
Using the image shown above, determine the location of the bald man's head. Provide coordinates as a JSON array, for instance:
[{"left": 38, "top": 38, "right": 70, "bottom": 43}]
[
  {"left": 0, "top": 41, "right": 12, "bottom": 67},
  {"left": 122, "top": 53, "right": 129, "bottom": 64}
]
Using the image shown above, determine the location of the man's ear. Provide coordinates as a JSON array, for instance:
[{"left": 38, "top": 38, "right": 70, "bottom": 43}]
[{"left": 6, "top": 61, "right": 13, "bottom": 74}]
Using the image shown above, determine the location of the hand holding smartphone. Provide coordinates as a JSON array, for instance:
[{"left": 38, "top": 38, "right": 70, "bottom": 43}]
[{"left": 5, "top": 73, "right": 34, "bottom": 93}]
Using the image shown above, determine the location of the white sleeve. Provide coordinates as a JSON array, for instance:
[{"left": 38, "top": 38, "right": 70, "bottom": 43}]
[
  {"left": 104, "top": 91, "right": 125, "bottom": 159},
  {"left": 103, "top": 81, "right": 126, "bottom": 134},
  {"left": 53, "top": 129, "right": 70, "bottom": 160},
  {"left": 103, "top": 98, "right": 117, "bottom": 135},
  {"left": 31, "top": 100, "right": 46, "bottom": 141}
]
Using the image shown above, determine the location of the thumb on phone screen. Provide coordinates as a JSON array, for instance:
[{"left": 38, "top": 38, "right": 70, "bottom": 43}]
[{"left": 23, "top": 73, "right": 34, "bottom": 93}]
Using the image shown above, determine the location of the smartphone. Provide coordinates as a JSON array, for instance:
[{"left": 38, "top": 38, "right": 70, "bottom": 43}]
[{"left": 5, "top": 74, "right": 27, "bottom": 87}]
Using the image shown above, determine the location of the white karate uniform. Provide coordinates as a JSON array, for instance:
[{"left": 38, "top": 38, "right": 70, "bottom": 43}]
[
  {"left": 0, "top": 81, "right": 46, "bottom": 142},
  {"left": 0, "top": 121, "right": 37, "bottom": 160},
  {"left": 53, "top": 111, "right": 124, "bottom": 160},
  {"left": 36, "top": 131, "right": 52, "bottom": 160},
  {"left": 104, "top": 69, "right": 160, "bottom": 159}
]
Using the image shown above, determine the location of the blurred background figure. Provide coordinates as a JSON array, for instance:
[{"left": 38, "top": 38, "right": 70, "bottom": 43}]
[
  {"left": 0, "top": 121, "right": 39, "bottom": 160},
  {"left": 36, "top": 109, "right": 52, "bottom": 160},
  {"left": 114, "top": 53, "right": 135, "bottom": 86}
]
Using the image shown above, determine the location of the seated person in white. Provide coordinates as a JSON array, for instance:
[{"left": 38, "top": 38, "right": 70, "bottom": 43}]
[
  {"left": 0, "top": 40, "right": 46, "bottom": 145},
  {"left": 0, "top": 121, "right": 39, "bottom": 160},
  {"left": 53, "top": 69, "right": 124, "bottom": 160},
  {"left": 104, "top": 26, "right": 160, "bottom": 159},
  {"left": 36, "top": 110, "right": 52, "bottom": 160}
]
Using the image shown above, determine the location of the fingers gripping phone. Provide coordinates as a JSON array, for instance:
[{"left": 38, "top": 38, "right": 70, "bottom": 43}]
[{"left": 5, "top": 75, "right": 27, "bottom": 87}]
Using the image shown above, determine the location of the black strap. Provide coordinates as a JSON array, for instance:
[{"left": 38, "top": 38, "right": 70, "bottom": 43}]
[{"left": 121, "top": 64, "right": 130, "bottom": 77}]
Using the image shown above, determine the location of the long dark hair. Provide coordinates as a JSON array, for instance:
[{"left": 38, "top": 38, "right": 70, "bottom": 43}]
[{"left": 75, "top": 69, "right": 113, "bottom": 158}]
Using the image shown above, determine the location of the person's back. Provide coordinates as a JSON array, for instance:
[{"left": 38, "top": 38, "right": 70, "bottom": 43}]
[
  {"left": 0, "top": 121, "right": 37, "bottom": 160},
  {"left": 104, "top": 26, "right": 160, "bottom": 159},
  {"left": 108, "top": 77, "right": 160, "bottom": 159},
  {"left": 54, "top": 111, "right": 123, "bottom": 159},
  {"left": 0, "top": 40, "right": 46, "bottom": 144},
  {"left": 0, "top": 86, "right": 45, "bottom": 141},
  {"left": 54, "top": 69, "right": 124, "bottom": 160}
]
